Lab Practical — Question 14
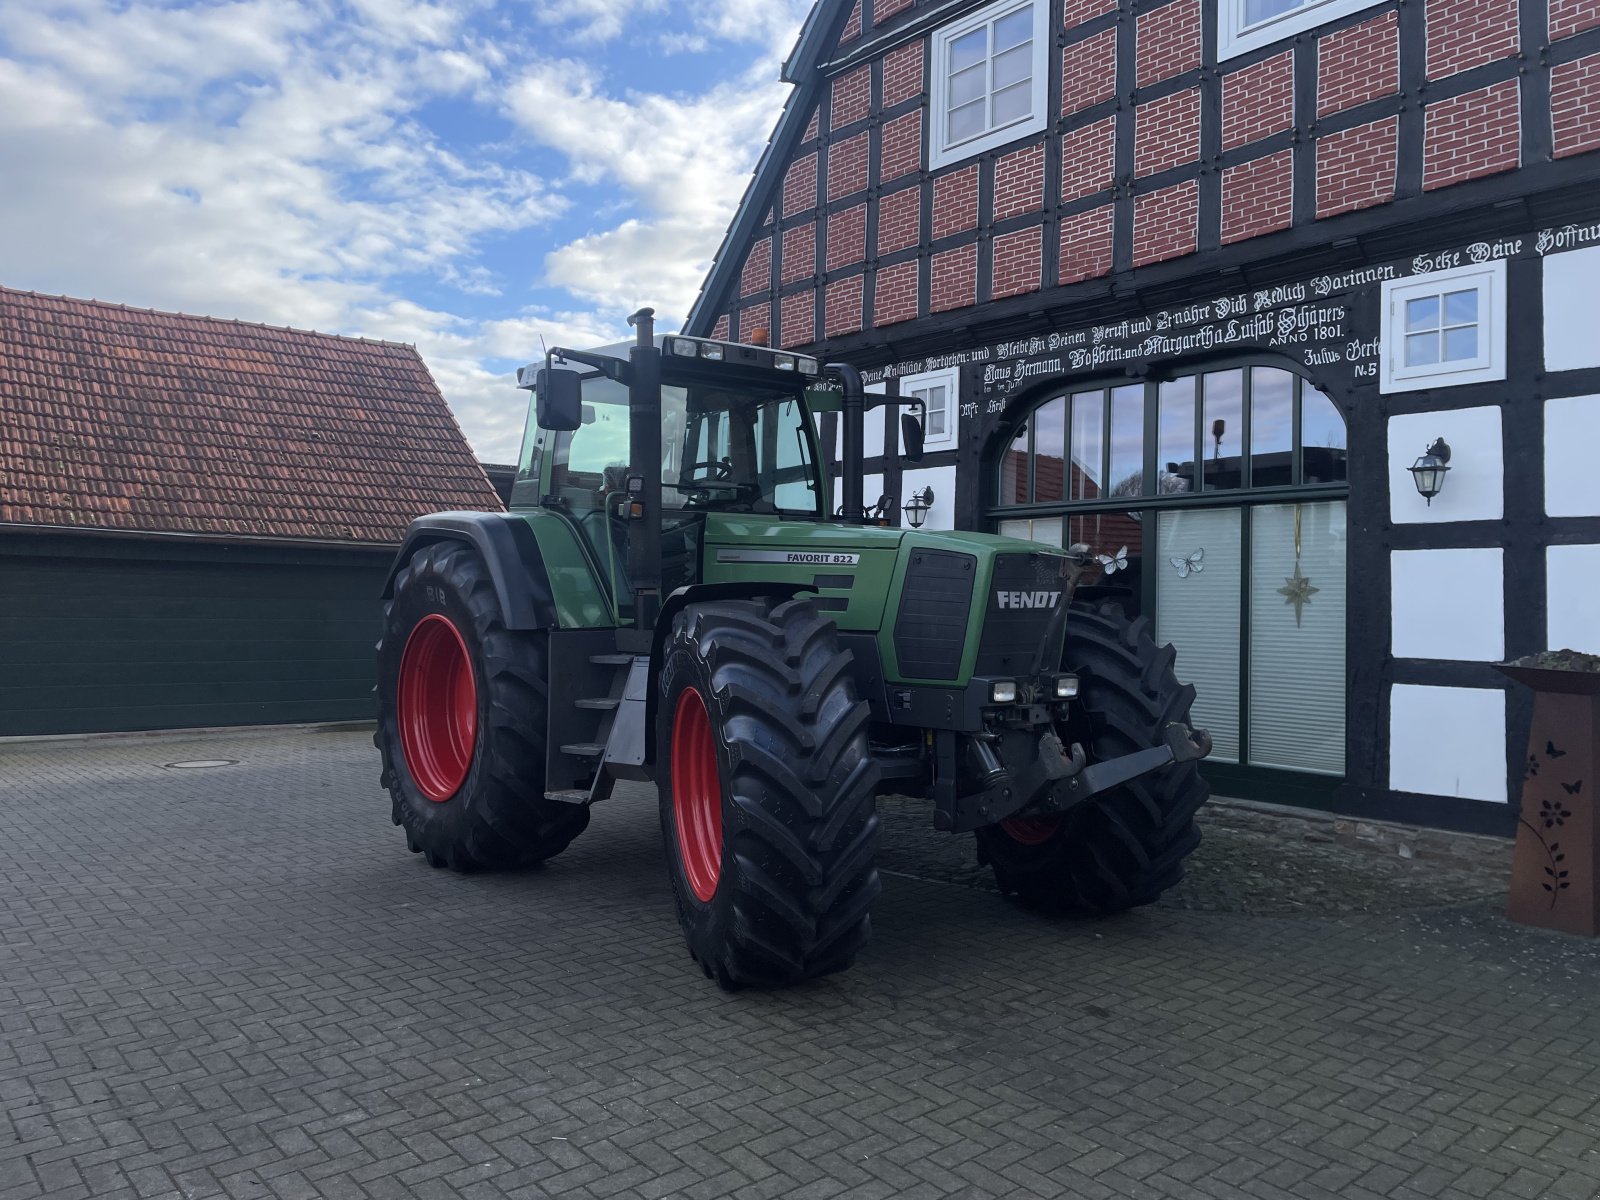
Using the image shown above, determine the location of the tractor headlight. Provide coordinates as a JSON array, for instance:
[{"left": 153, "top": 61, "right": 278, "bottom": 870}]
[
  {"left": 669, "top": 338, "right": 697, "bottom": 357},
  {"left": 774, "top": 353, "right": 797, "bottom": 370},
  {"left": 798, "top": 358, "right": 819, "bottom": 376},
  {"left": 699, "top": 343, "right": 724, "bottom": 360},
  {"left": 991, "top": 681, "right": 1017, "bottom": 704},
  {"left": 1056, "top": 675, "right": 1079, "bottom": 698}
]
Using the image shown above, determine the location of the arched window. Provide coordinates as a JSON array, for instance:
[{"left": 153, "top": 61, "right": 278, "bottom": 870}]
[{"left": 990, "top": 364, "right": 1350, "bottom": 788}]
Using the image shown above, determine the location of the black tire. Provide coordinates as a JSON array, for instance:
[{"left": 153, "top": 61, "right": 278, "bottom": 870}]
[
  {"left": 376, "top": 541, "right": 589, "bottom": 871},
  {"left": 656, "top": 597, "right": 881, "bottom": 988},
  {"left": 975, "top": 601, "right": 1209, "bottom": 913}
]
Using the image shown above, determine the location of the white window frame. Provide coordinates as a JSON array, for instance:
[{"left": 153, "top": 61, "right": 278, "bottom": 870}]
[
  {"left": 1380, "top": 260, "right": 1507, "bottom": 395},
  {"left": 928, "top": 0, "right": 1049, "bottom": 170},
  {"left": 899, "top": 366, "right": 960, "bottom": 452},
  {"left": 1217, "top": 0, "right": 1383, "bottom": 62}
]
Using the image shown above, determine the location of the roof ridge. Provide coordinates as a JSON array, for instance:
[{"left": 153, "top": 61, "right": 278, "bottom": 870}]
[{"left": 0, "top": 284, "right": 419, "bottom": 352}]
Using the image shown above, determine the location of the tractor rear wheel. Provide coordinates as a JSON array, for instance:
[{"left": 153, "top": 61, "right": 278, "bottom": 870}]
[
  {"left": 656, "top": 597, "right": 881, "bottom": 988},
  {"left": 376, "top": 541, "right": 589, "bottom": 871},
  {"left": 975, "top": 601, "right": 1208, "bottom": 913}
]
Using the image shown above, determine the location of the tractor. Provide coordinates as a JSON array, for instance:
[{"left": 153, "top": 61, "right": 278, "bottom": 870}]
[{"left": 375, "top": 309, "right": 1211, "bottom": 988}]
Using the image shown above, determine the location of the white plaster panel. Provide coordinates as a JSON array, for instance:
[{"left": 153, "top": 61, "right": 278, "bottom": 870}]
[
  {"left": 1389, "top": 684, "right": 1508, "bottom": 803},
  {"left": 829, "top": 473, "right": 883, "bottom": 519},
  {"left": 1544, "top": 245, "right": 1600, "bottom": 373},
  {"left": 899, "top": 466, "right": 958, "bottom": 531},
  {"left": 834, "top": 385, "right": 888, "bottom": 460},
  {"left": 1390, "top": 549, "right": 1504, "bottom": 660},
  {"left": 1545, "top": 394, "right": 1600, "bottom": 517},
  {"left": 1548, "top": 544, "right": 1600, "bottom": 655},
  {"left": 1387, "top": 406, "right": 1503, "bottom": 524}
]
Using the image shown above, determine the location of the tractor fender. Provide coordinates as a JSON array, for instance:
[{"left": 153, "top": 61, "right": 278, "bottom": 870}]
[
  {"left": 642, "top": 581, "right": 817, "bottom": 767},
  {"left": 383, "top": 512, "right": 559, "bottom": 631}
]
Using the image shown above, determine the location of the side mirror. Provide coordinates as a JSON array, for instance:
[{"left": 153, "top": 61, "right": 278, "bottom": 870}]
[
  {"left": 901, "top": 412, "right": 925, "bottom": 463},
  {"left": 536, "top": 367, "right": 583, "bottom": 432}
]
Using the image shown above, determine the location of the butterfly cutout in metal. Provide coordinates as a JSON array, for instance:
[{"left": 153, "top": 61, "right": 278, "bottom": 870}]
[
  {"left": 1094, "top": 546, "right": 1129, "bottom": 576},
  {"left": 1170, "top": 547, "right": 1204, "bottom": 579}
]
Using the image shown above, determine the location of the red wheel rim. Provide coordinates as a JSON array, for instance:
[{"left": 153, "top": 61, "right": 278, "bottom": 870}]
[
  {"left": 397, "top": 614, "right": 478, "bottom": 803},
  {"left": 671, "top": 688, "right": 722, "bottom": 903},
  {"left": 1000, "top": 815, "right": 1062, "bottom": 845}
]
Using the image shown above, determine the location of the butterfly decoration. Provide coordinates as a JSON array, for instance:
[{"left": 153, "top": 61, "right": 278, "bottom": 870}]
[
  {"left": 1562, "top": 780, "right": 1583, "bottom": 796},
  {"left": 1547, "top": 740, "right": 1568, "bottom": 760},
  {"left": 1095, "top": 546, "right": 1129, "bottom": 575},
  {"left": 1170, "top": 547, "right": 1205, "bottom": 579}
]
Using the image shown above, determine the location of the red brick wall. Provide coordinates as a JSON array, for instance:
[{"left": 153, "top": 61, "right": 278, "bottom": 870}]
[
  {"left": 883, "top": 38, "right": 924, "bottom": 106},
  {"left": 932, "top": 166, "right": 979, "bottom": 239},
  {"left": 839, "top": 0, "right": 861, "bottom": 45},
  {"left": 1135, "top": 88, "right": 1200, "bottom": 177},
  {"left": 780, "top": 291, "right": 814, "bottom": 348},
  {"left": 828, "top": 133, "right": 869, "bottom": 202},
  {"left": 1221, "top": 152, "right": 1293, "bottom": 245},
  {"left": 736, "top": 302, "right": 769, "bottom": 344},
  {"left": 1059, "top": 206, "right": 1114, "bottom": 284},
  {"left": 783, "top": 155, "right": 817, "bottom": 219},
  {"left": 1551, "top": 0, "right": 1600, "bottom": 40},
  {"left": 992, "top": 228, "right": 1044, "bottom": 300},
  {"left": 1317, "top": 13, "right": 1398, "bottom": 117},
  {"left": 711, "top": 315, "right": 730, "bottom": 341},
  {"left": 1316, "top": 116, "right": 1398, "bottom": 218},
  {"left": 1133, "top": 181, "right": 1198, "bottom": 266},
  {"left": 875, "top": 0, "right": 914, "bottom": 22},
  {"left": 1426, "top": 0, "right": 1517, "bottom": 79},
  {"left": 804, "top": 108, "right": 819, "bottom": 143},
  {"left": 1063, "top": 0, "right": 1117, "bottom": 30},
  {"left": 1062, "top": 28, "right": 1117, "bottom": 117},
  {"left": 1061, "top": 118, "right": 1116, "bottom": 202},
  {"left": 876, "top": 186, "right": 921, "bottom": 255},
  {"left": 1222, "top": 51, "right": 1293, "bottom": 150},
  {"left": 740, "top": 238, "right": 771, "bottom": 297},
  {"left": 874, "top": 260, "right": 919, "bottom": 328},
  {"left": 824, "top": 277, "right": 864, "bottom": 338},
  {"left": 994, "top": 143, "right": 1047, "bottom": 220},
  {"left": 930, "top": 244, "right": 978, "bottom": 313},
  {"left": 781, "top": 222, "right": 815, "bottom": 284},
  {"left": 1552, "top": 53, "right": 1600, "bottom": 160},
  {"left": 1423, "top": 79, "right": 1520, "bottom": 191},
  {"left": 826, "top": 205, "right": 867, "bottom": 271},
  {"left": 1136, "top": 0, "right": 1201, "bottom": 88},
  {"left": 831, "top": 64, "right": 870, "bottom": 128},
  {"left": 880, "top": 111, "right": 922, "bottom": 183}
]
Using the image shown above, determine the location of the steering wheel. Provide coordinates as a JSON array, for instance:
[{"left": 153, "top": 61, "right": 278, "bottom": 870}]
[
  {"left": 672, "top": 459, "right": 741, "bottom": 496},
  {"left": 681, "top": 460, "right": 733, "bottom": 481}
]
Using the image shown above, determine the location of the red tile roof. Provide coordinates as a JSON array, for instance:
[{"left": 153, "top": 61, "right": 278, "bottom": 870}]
[{"left": 0, "top": 286, "right": 504, "bottom": 545}]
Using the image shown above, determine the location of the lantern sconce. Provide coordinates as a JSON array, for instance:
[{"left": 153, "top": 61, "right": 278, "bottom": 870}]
[
  {"left": 903, "top": 485, "right": 935, "bottom": 529},
  {"left": 1407, "top": 437, "right": 1452, "bottom": 506}
]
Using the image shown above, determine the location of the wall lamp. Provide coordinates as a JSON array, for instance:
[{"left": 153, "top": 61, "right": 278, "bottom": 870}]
[
  {"left": 1407, "top": 438, "right": 1452, "bottom": 506},
  {"left": 903, "top": 485, "right": 934, "bottom": 529}
]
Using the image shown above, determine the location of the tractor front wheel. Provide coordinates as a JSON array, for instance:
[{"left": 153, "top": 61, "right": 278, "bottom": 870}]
[
  {"left": 975, "top": 601, "right": 1209, "bottom": 913},
  {"left": 656, "top": 597, "right": 881, "bottom": 988},
  {"left": 376, "top": 541, "right": 589, "bottom": 871}
]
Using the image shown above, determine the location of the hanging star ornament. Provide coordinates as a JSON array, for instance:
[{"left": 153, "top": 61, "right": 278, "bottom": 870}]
[{"left": 1278, "top": 563, "right": 1320, "bottom": 628}]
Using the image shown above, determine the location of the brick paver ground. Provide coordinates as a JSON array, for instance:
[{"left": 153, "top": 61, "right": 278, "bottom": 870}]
[{"left": 2, "top": 728, "right": 1598, "bottom": 1200}]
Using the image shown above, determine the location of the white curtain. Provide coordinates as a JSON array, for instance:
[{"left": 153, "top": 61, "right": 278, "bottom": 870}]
[{"left": 1156, "top": 509, "right": 1242, "bottom": 763}]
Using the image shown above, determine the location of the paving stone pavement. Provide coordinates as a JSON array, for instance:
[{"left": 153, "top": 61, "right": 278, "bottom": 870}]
[{"left": 2, "top": 728, "right": 1599, "bottom": 1200}]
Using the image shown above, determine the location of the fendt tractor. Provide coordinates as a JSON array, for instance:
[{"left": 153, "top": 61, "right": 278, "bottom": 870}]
[{"left": 375, "top": 309, "right": 1212, "bottom": 988}]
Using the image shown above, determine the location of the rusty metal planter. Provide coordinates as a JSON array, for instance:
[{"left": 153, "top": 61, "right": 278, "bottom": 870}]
[{"left": 1498, "top": 664, "right": 1600, "bottom": 937}]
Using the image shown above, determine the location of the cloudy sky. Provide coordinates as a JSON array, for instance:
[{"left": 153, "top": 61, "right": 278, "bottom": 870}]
[{"left": 0, "top": 0, "right": 809, "bottom": 461}]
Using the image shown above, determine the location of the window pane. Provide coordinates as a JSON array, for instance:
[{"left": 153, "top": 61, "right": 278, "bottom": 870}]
[
  {"left": 991, "top": 43, "right": 1031, "bottom": 90},
  {"left": 994, "top": 8, "right": 1033, "bottom": 51},
  {"left": 1443, "top": 325, "right": 1478, "bottom": 361},
  {"left": 1157, "top": 377, "right": 1195, "bottom": 493},
  {"left": 1033, "top": 397, "right": 1066, "bottom": 502},
  {"left": 1405, "top": 295, "right": 1440, "bottom": 331},
  {"left": 1245, "top": 0, "right": 1310, "bottom": 24},
  {"left": 991, "top": 80, "right": 1033, "bottom": 125},
  {"left": 999, "top": 422, "right": 1029, "bottom": 505},
  {"left": 1404, "top": 332, "right": 1439, "bottom": 367},
  {"left": 1444, "top": 289, "right": 1478, "bottom": 325},
  {"left": 1249, "top": 502, "right": 1346, "bottom": 774},
  {"left": 1299, "top": 386, "right": 1347, "bottom": 483},
  {"left": 949, "top": 28, "right": 987, "bottom": 72},
  {"left": 999, "top": 516, "right": 1061, "bottom": 546},
  {"left": 1108, "top": 384, "right": 1144, "bottom": 497},
  {"left": 1250, "top": 367, "right": 1294, "bottom": 487},
  {"left": 1201, "top": 369, "right": 1243, "bottom": 491},
  {"left": 1070, "top": 390, "right": 1104, "bottom": 501},
  {"left": 1071, "top": 512, "right": 1146, "bottom": 620},
  {"left": 947, "top": 99, "right": 986, "bottom": 144},
  {"left": 917, "top": 384, "right": 949, "bottom": 436},
  {"left": 1156, "top": 508, "right": 1242, "bottom": 763},
  {"left": 948, "top": 61, "right": 986, "bottom": 107}
]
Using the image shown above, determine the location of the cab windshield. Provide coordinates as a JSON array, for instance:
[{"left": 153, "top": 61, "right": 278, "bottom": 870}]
[{"left": 546, "top": 378, "right": 822, "bottom": 518}]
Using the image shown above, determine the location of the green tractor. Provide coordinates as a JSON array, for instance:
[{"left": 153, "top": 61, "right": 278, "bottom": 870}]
[{"left": 376, "top": 309, "right": 1211, "bottom": 987}]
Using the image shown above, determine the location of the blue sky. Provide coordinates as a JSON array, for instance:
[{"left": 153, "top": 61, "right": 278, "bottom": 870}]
[{"left": 0, "top": 0, "right": 810, "bottom": 461}]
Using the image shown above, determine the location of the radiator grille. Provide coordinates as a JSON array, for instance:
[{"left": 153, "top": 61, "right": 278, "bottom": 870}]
[
  {"left": 892, "top": 549, "right": 977, "bottom": 680},
  {"left": 975, "top": 553, "right": 1073, "bottom": 676}
]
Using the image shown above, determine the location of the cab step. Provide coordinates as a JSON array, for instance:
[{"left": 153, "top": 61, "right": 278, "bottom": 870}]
[
  {"left": 544, "top": 788, "right": 592, "bottom": 804},
  {"left": 575, "top": 697, "right": 619, "bottom": 711},
  {"left": 589, "top": 653, "right": 633, "bottom": 666},
  {"left": 560, "top": 743, "right": 605, "bottom": 758}
]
